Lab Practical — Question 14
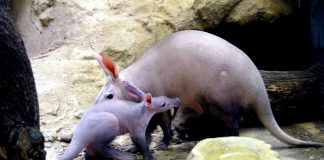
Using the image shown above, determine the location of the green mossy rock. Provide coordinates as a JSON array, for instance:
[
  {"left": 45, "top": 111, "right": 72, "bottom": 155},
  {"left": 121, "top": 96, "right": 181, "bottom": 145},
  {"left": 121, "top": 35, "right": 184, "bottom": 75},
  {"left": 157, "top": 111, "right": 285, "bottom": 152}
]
[{"left": 186, "top": 137, "right": 280, "bottom": 160}]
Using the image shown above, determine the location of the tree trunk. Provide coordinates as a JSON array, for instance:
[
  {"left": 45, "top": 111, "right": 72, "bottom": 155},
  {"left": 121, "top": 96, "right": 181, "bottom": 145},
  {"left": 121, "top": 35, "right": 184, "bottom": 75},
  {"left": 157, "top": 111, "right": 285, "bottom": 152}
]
[
  {"left": 0, "top": 1, "right": 46, "bottom": 159},
  {"left": 173, "top": 69, "right": 322, "bottom": 140}
]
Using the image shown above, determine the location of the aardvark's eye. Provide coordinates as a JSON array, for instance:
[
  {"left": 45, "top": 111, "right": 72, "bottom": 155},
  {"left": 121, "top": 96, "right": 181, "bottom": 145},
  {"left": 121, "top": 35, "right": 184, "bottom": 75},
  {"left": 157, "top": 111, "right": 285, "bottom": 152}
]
[{"left": 106, "top": 94, "right": 114, "bottom": 99}]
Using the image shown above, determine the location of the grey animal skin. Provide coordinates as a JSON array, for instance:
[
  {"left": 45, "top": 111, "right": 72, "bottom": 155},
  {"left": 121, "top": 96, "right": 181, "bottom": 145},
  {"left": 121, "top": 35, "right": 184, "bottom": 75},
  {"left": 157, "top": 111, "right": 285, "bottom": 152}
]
[
  {"left": 58, "top": 81, "right": 181, "bottom": 160},
  {"left": 93, "top": 30, "right": 324, "bottom": 147}
]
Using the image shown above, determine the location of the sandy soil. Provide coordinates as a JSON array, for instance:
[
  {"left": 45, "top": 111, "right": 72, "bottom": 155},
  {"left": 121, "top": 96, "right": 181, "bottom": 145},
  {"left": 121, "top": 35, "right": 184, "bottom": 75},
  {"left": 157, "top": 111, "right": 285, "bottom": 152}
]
[{"left": 31, "top": 46, "right": 324, "bottom": 160}]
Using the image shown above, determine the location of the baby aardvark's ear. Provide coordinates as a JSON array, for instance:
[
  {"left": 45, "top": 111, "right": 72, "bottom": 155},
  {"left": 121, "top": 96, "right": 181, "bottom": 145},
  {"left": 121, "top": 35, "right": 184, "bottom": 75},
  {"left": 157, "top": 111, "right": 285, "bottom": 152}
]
[
  {"left": 90, "top": 45, "right": 119, "bottom": 80},
  {"left": 144, "top": 93, "right": 152, "bottom": 107}
]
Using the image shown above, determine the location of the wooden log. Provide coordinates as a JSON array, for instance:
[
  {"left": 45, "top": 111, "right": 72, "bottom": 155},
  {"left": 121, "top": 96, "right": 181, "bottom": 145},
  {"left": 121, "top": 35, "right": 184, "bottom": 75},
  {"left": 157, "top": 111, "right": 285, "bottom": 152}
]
[
  {"left": 173, "top": 69, "right": 322, "bottom": 140},
  {"left": 255, "top": 70, "right": 321, "bottom": 124},
  {"left": 261, "top": 70, "right": 320, "bottom": 107},
  {"left": 0, "top": 2, "right": 46, "bottom": 159}
]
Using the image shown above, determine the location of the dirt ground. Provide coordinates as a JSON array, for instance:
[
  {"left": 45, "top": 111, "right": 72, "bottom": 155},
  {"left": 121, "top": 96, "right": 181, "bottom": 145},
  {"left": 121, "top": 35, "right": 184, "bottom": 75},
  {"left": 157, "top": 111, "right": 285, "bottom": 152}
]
[
  {"left": 31, "top": 47, "right": 324, "bottom": 160},
  {"left": 44, "top": 123, "right": 324, "bottom": 160}
]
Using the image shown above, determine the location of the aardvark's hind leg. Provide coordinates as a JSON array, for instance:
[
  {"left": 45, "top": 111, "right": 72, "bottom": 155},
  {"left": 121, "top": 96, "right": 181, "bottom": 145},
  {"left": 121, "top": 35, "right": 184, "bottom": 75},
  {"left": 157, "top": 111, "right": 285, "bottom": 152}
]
[{"left": 89, "top": 142, "right": 136, "bottom": 160}]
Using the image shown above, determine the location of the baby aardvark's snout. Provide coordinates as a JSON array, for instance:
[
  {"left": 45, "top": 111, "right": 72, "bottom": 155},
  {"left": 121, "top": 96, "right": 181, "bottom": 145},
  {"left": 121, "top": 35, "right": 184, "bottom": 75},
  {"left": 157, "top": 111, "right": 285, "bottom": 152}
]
[{"left": 173, "top": 97, "right": 181, "bottom": 107}]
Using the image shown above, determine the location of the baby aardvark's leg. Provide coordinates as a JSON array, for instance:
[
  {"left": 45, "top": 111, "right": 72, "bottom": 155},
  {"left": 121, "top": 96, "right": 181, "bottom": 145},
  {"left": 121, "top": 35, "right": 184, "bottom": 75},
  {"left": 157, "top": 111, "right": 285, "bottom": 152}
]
[
  {"left": 131, "top": 128, "right": 156, "bottom": 160},
  {"left": 85, "top": 113, "right": 134, "bottom": 159},
  {"left": 88, "top": 142, "right": 136, "bottom": 160}
]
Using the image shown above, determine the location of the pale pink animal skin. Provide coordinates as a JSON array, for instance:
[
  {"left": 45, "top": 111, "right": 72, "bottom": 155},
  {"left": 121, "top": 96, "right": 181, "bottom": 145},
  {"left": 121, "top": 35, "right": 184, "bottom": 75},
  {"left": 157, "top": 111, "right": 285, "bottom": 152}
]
[
  {"left": 59, "top": 81, "right": 180, "bottom": 160},
  {"left": 94, "top": 30, "right": 324, "bottom": 147}
]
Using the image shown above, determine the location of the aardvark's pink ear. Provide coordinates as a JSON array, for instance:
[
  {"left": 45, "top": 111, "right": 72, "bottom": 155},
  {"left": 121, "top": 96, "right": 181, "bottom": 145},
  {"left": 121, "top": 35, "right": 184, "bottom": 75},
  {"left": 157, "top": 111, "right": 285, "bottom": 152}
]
[
  {"left": 101, "top": 53, "right": 119, "bottom": 79},
  {"left": 123, "top": 81, "right": 145, "bottom": 100},
  {"left": 90, "top": 44, "right": 119, "bottom": 79},
  {"left": 144, "top": 93, "right": 152, "bottom": 107}
]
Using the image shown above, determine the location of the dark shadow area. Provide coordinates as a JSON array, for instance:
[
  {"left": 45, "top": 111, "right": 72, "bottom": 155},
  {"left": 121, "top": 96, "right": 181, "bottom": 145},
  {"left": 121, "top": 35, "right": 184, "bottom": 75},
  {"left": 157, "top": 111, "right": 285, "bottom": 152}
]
[
  {"left": 206, "top": 1, "right": 312, "bottom": 70},
  {"left": 173, "top": 106, "right": 323, "bottom": 141}
]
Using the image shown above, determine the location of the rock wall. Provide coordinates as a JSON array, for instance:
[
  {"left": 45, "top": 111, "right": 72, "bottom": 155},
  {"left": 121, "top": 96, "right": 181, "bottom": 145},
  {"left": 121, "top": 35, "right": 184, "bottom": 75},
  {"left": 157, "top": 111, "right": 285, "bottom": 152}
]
[{"left": 12, "top": 0, "right": 293, "bottom": 67}]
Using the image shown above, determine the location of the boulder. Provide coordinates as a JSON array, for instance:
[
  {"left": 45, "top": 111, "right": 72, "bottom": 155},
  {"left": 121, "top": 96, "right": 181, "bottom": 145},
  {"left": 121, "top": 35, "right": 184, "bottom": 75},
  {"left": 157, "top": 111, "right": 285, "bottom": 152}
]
[
  {"left": 226, "top": 0, "right": 293, "bottom": 25},
  {"left": 12, "top": 0, "right": 293, "bottom": 68}
]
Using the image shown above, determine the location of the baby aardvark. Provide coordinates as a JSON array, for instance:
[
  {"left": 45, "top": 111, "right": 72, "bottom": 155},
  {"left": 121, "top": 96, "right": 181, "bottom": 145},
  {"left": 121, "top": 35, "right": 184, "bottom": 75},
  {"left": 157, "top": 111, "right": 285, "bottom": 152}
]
[{"left": 59, "top": 81, "right": 180, "bottom": 160}]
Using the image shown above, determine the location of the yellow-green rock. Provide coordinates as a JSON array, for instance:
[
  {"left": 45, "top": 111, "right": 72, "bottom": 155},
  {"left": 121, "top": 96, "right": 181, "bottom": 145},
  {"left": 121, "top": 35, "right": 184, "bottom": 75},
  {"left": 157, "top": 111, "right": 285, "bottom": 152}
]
[{"left": 186, "top": 137, "right": 279, "bottom": 160}]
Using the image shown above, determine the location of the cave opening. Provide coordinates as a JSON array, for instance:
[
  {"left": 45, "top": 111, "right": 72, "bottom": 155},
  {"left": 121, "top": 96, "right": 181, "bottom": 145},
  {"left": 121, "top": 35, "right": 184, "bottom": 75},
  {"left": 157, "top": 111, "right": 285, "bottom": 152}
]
[{"left": 206, "top": 2, "right": 314, "bottom": 71}]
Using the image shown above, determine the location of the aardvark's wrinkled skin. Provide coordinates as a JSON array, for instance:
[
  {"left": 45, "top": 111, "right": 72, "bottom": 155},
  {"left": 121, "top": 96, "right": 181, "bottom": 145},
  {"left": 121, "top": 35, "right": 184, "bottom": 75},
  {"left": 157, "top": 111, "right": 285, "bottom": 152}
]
[
  {"left": 95, "top": 30, "right": 324, "bottom": 148},
  {"left": 59, "top": 81, "right": 180, "bottom": 160}
]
